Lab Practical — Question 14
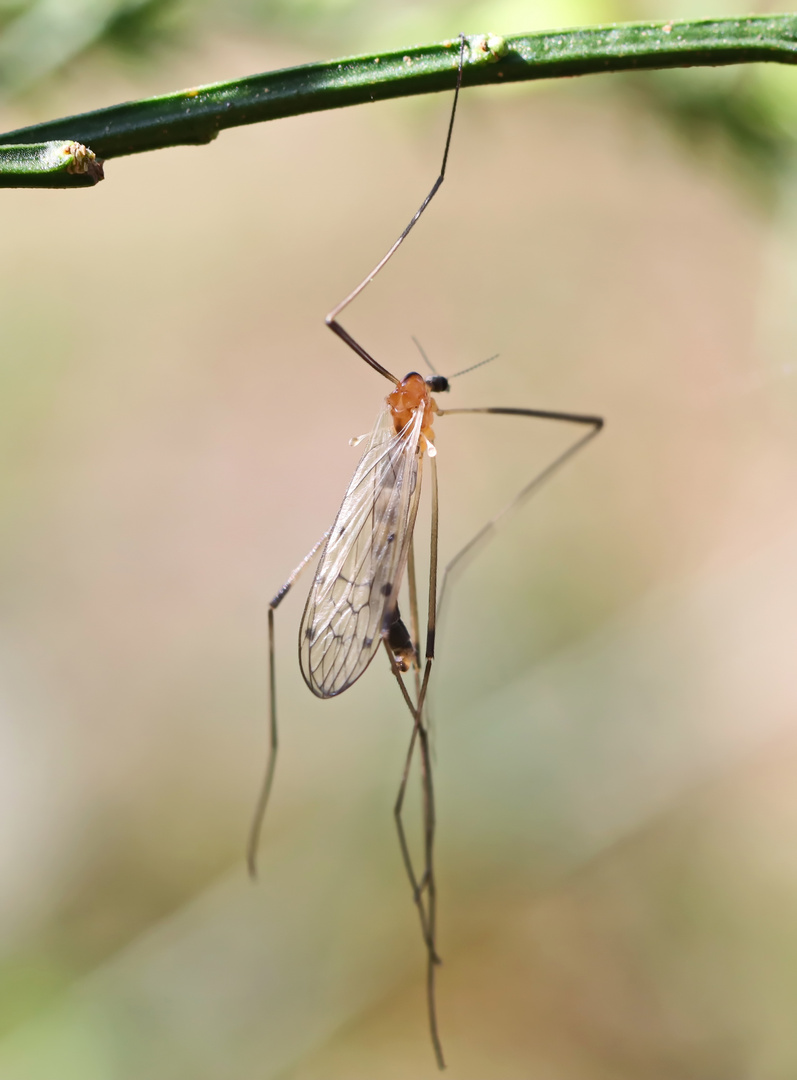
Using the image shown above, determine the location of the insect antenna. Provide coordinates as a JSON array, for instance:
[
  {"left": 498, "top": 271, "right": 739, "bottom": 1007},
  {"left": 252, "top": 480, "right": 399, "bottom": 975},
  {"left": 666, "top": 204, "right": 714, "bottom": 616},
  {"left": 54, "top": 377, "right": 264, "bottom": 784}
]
[
  {"left": 411, "top": 335, "right": 438, "bottom": 375},
  {"left": 447, "top": 352, "right": 499, "bottom": 380},
  {"left": 413, "top": 337, "right": 499, "bottom": 390}
]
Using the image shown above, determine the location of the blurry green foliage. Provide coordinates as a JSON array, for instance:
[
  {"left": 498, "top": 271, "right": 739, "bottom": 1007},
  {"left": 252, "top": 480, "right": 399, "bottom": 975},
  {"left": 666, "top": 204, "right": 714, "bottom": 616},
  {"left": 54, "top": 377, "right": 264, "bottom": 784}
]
[
  {"left": 0, "top": 0, "right": 175, "bottom": 93},
  {"left": 632, "top": 65, "right": 797, "bottom": 202},
  {"left": 100, "top": 0, "right": 184, "bottom": 57}
]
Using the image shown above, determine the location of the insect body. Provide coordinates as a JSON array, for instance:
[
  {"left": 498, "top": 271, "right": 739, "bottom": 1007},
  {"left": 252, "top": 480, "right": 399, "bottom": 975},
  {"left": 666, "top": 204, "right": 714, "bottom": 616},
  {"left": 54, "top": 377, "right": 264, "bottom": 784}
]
[
  {"left": 300, "top": 372, "right": 439, "bottom": 696},
  {"left": 247, "top": 34, "right": 603, "bottom": 1070}
]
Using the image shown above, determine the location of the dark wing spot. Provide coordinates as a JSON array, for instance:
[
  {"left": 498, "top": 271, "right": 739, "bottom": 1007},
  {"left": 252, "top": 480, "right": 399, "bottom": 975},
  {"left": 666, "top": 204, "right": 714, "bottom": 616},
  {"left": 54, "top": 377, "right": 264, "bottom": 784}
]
[
  {"left": 364, "top": 636, "right": 373, "bottom": 648},
  {"left": 381, "top": 583, "right": 392, "bottom": 596},
  {"left": 387, "top": 533, "right": 395, "bottom": 543}
]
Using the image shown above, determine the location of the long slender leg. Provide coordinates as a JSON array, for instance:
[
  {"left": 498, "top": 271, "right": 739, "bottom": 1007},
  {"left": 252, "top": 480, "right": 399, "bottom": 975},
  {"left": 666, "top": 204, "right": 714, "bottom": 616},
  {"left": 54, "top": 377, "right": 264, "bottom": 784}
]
[
  {"left": 386, "top": 451, "right": 445, "bottom": 1067},
  {"left": 406, "top": 537, "right": 422, "bottom": 700},
  {"left": 247, "top": 530, "right": 330, "bottom": 878},
  {"left": 386, "top": 455, "right": 442, "bottom": 923},
  {"left": 417, "top": 453, "right": 440, "bottom": 717},
  {"left": 421, "top": 410, "right": 602, "bottom": 747},
  {"left": 388, "top": 409, "right": 601, "bottom": 1064},
  {"left": 384, "top": 637, "right": 435, "bottom": 941},
  {"left": 416, "top": 709, "right": 443, "bottom": 1068},
  {"left": 385, "top": 640, "right": 445, "bottom": 1070},
  {"left": 386, "top": 615, "right": 440, "bottom": 946},
  {"left": 389, "top": 536, "right": 430, "bottom": 938},
  {"left": 435, "top": 407, "right": 604, "bottom": 624},
  {"left": 419, "top": 453, "right": 443, "bottom": 1065},
  {"left": 388, "top": 658, "right": 432, "bottom": 943},
  {"left": 324, "top": 35, "right": 467, "bottom": 385}
]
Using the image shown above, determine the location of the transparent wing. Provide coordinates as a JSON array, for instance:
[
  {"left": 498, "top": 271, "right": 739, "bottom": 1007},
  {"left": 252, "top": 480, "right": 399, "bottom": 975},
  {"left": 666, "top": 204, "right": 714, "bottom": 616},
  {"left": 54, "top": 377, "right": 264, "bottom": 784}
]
[{"left": 299, "top": 402, "right": 425, "bottom": 698}]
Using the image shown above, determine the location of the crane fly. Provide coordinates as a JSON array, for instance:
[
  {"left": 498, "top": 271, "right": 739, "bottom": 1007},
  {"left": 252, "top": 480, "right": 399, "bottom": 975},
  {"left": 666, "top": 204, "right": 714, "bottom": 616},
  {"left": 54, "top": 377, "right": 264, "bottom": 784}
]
[
  {"left": 299, "top": 369, "right": 437, "bottom": 696},
  {"left": 247, "top": 34, "right": 603, "bottom": 1069}
]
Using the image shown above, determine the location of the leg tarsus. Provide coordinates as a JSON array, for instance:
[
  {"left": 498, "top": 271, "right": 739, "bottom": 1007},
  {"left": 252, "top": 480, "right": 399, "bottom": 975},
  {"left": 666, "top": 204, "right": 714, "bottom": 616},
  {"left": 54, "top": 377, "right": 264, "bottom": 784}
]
[{"left": 247, "top": 531, "right": 330, "bottom": 878}]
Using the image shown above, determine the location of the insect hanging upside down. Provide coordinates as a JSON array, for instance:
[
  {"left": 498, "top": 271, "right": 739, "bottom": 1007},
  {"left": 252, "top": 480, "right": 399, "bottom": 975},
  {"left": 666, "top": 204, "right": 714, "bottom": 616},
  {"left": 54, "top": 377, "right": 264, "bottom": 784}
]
[
  {"left": 246, "top": 32, "right": 603, "bottom": 1071},
  {"left": 300, "top": 371, "right": 441, "bottom": 697}
]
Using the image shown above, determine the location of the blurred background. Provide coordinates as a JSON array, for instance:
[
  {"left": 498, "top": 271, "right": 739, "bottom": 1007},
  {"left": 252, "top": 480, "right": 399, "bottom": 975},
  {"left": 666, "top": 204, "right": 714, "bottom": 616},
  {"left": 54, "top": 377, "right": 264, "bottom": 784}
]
[{"left": 1, "top": 0, "right": 797, "bottom": 1076}]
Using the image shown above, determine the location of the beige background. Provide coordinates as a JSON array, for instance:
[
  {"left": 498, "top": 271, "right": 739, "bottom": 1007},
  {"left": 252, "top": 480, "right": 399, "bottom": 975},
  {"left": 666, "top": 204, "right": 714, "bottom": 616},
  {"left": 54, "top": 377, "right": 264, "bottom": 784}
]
[{"left": 1, "top": 11, "right": 797, "bottom": 1078}]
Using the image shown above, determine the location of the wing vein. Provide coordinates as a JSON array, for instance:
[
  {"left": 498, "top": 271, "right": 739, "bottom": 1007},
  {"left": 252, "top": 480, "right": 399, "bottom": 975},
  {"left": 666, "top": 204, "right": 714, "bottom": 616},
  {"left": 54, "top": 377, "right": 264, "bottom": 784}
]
[{"left": 299, "top": 402, "right": 425, "bottom": 697}]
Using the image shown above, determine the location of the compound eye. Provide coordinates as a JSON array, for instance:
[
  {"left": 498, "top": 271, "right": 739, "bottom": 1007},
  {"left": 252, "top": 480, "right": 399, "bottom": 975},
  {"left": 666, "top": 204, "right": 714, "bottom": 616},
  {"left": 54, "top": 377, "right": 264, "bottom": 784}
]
[{"left": 426, "top": 375, "right": 450, "bottom": 393}]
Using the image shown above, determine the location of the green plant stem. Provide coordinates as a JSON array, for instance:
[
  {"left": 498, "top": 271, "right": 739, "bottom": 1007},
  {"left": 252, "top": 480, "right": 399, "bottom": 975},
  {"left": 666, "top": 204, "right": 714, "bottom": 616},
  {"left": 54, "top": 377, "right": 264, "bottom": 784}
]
[
  {"left": 1, "top": 15, "right": 797, "bottom": 186},
  {"left": 0, "top": 141, "right": 103, "bottom": 186}
]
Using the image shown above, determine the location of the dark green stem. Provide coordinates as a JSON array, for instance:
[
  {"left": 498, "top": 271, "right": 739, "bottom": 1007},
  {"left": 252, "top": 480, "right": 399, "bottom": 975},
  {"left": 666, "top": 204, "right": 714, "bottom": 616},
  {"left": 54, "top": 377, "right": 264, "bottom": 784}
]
[
  {"left": 0, "top": 141, "right": 103, "bottom": 186},
  {"left": 2, "top": 16, "right": 797, "bottom": 186}
]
